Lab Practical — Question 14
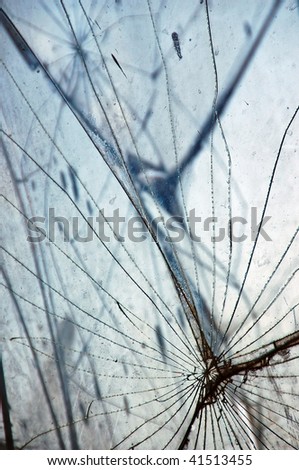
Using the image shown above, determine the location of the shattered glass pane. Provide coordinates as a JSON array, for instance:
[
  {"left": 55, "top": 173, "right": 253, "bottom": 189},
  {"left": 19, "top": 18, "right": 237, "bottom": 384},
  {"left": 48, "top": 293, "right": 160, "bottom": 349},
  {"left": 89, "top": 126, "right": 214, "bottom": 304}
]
[{"left": 0, "top": 0, "right": 298, "bottom": 449}]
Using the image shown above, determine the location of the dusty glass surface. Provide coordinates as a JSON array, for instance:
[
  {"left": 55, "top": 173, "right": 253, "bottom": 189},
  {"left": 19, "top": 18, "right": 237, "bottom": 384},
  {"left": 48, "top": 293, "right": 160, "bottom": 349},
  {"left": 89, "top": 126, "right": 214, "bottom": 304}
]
[{"left": 0, "top": 0, "right": 299, "bottom": 449}]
